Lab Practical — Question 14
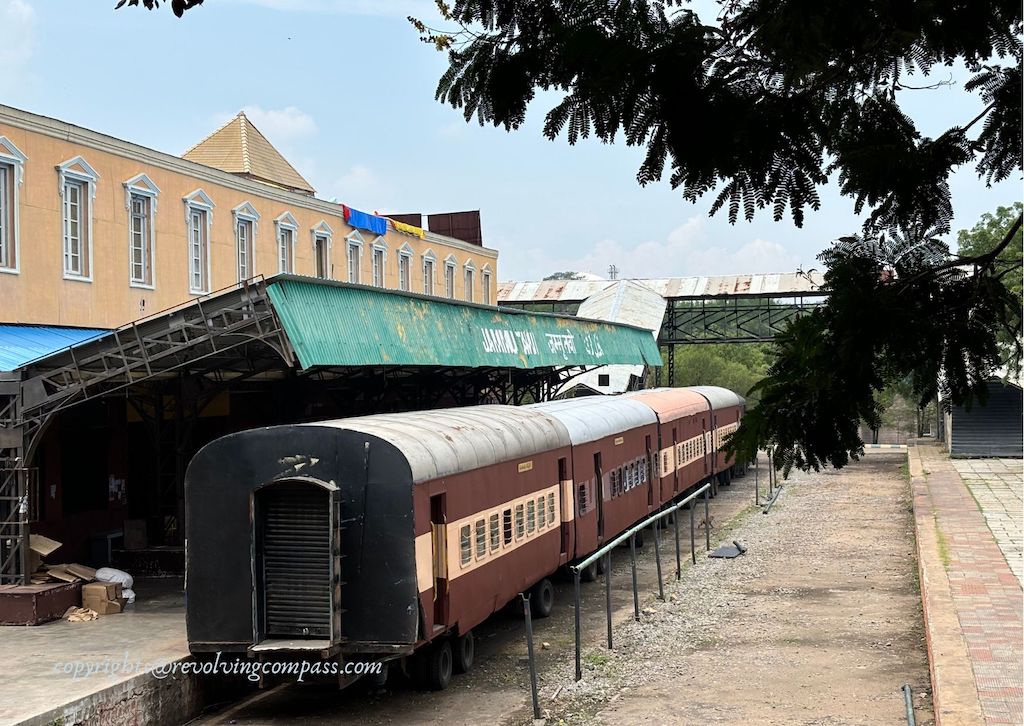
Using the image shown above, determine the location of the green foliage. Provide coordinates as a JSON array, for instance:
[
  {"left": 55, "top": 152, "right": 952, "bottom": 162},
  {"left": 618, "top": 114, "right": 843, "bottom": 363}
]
[
  {"left": 114, "top": 0, "right": 202, "bottom": 16},
  {"left": 666, "top": 343, "right": 770, "bottom": 406},
  {"left": 421, "top": 1, "right": 1022, "bottom": 237},
  {"left": 543, "top": 271, "right": 586, "bottom": 280},
  {"left": 727, "top": 225, "right": 1022, "bottom": 475}
]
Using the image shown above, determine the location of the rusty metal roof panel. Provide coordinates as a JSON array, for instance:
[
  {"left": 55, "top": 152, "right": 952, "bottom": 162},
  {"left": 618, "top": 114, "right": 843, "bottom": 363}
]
[
  {"left": 526, "top": 396, "right": 657, "bottom": 444},
  {"left": 623, "top": 388, "right": 710, "bottom": 421},
  {"left": 306, "top": 405, "right": 572, "bottom": 483}
]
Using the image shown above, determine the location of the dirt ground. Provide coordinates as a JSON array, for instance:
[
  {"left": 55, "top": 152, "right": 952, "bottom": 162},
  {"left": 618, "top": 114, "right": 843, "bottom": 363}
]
[{"left": 192, "top": 455, "right": 932, "bottom": 726}]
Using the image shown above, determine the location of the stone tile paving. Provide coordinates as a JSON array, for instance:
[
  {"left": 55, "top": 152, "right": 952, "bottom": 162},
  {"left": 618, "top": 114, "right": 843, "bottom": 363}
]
[
  {"left": 923, "top": 448, "right": 1024, "bottom": 725},
  {"left": 952, "top": 459, "right": 1023, "bottom": 587}
]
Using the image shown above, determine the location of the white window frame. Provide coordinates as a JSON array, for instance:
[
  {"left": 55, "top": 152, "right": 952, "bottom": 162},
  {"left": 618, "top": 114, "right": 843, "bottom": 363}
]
[
  {"left": 233, "top": 201, "right": 260, "bottom": 283},
  {"left": 311, "top": 220, "right": 333, "bottom": 279},
  {"left": 57, "top": 156, "right": 100, "bottom": 282},
  {"left": 184, "top": 189, "right": 215, "bottom": 295},
  {"left": 444, "top": 255, "right": 457, "bottom": 299},
  {"left": 371, "top": 236, "right": 387, "bottom": 288},
  {"left": 464, "top": 260, "right": 476, "bottom": 303},
  {"left": 422, "top": 249, "right": 436, "bottom": 296},
  {"left": 398, "top": 243, "right": 413, "bottom": 291},
  {"left": 345, "top": 230, "right": 364, "bottom": 284},
  {"left": 481, "top": 264, "right": 492, "bottom": 305},
  {"left": 0, "top": 137, "right": 27, "bottom": 274},
  {"left": 275, "top": 211, "right": 298, "bottom": 274},
  {"left": 124, "top": 173, "right": 160, "bottom": 289}
]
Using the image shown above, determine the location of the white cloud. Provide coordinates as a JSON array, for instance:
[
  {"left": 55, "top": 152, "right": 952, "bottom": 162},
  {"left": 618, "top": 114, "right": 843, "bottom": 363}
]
[
  {"left": 0, "top": 0, "right": 34, "bottom": 91},
  {"left": 324, "top": 164, "right": 393, "bottom": 210},
  {"left": 501, "top": 215, "right": 803, "bottom": 281}
]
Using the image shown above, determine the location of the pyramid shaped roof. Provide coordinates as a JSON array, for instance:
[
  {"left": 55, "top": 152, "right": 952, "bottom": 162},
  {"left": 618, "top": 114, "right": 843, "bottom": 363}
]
[{"left": 183, "top": 112, "right": 315, "bottom": 195}]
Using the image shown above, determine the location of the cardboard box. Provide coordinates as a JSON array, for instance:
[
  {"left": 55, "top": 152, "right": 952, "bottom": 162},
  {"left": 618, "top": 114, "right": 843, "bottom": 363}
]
[
  {"left": 27, "top": 534, "right": 62, "bottom": 575},
  {"left": 82, "top": 581, "right": 123, "bottom": 615}
]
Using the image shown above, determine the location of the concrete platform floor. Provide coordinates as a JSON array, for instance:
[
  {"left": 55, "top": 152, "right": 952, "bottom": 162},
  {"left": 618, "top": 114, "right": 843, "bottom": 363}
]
[{"left": 0, "top": 577, "right": 188, "bottom": 725}]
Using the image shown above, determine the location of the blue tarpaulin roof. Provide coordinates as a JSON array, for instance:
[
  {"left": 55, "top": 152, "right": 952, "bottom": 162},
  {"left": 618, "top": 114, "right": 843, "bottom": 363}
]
[{"left": 0, "top": 324, "right": 110, "bottom": 372}]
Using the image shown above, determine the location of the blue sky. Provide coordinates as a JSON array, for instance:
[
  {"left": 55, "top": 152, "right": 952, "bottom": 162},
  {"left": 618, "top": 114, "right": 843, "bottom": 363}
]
[{"left": 1, "top": 0, "right": 1018, "bottom": 281}]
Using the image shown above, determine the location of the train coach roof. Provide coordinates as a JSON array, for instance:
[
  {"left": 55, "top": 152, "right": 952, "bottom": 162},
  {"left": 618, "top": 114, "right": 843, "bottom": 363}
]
[
  {"left": 688, "top": 386, "right": 746, "bottom": 409},
  {"left": 526, "top": 397, "right": 657, "bottom": 445},
  {"left": 623, "top": 388, "right": 709, "bottom": 420},
  {"left": 302, "top": 405, "right": 571, "bottom": 483}
]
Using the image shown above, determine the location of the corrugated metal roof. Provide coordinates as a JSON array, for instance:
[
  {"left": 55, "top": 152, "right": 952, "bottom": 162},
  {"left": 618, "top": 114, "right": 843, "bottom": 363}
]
[
  {"left": 688, "top": 385, "right": 746, "bottom": 410},
  {"left": 558, "top": 281, "right": 665, "bottom": 396},
  {"left": 498, "top": 272, "right": 825, "bottom": 303},
  {"left": 304, "top": 405, "right": 571, "bottom": 483},
  {"left": 624, "top": 388, "right": 710, "bottom": 421},
  {"left": 266, "top": 277, "right": 662, "bottom": 370},
  {"left": 0, "top": 324, "right": 109, "bottom": 372},
  {"left": 527, "top": 397, "right": 657, "bottom": 444}
]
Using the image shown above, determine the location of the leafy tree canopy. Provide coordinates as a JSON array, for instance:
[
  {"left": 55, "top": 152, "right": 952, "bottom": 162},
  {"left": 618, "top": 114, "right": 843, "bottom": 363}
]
[{"left": 543, "top": 271, "right": 587, "bottom": 280}]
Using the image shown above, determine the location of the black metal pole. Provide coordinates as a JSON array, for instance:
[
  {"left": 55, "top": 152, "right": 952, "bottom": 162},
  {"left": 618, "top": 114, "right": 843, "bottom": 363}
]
[
  {"left": 629, "top": 533, "right": 640, "bottom": 622},
  {"left": 521, "top": 594, "right": 541, "bottom": 719},
  {"left": 690, "top": 502, "right": 696, "bottom": 565},
  {"left": 673, "top": 508, "right": 681, "bottom": 579},
  {"left": 653, "top": 517, "right": 664, "bottom": 601},
  {"left": 754, "top": 452, "right": 759, "bottom": 506},
  {"left": 902, "top": 684, "right": 916, "bottom": 726},
  {"left": 573, "top": 569, "right": 583, "bottom": 681},
  {"left": 704, "top": 488, "right": 711, "bottom": 551},
  {"left": 604, "top": 552, "right": 612, "bottom": 649}
]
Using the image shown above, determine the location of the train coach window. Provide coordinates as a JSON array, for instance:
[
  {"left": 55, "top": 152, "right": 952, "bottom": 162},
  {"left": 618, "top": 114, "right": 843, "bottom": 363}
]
[
  {"left": 475, "top": 519, "right": 487, "bottom": 559},
  {"left": 548, "top": 493, "right": 556, "bottom": 524},
  {"left": 460, "top": 525, "right": 472, "bottom": 567},
  {"left": 503, "top": 509, "right": 513, "bottom": 545},
  {"left": 515, "top": 504, "right": 525, "bottom": 539},
  {"left": 489, "top": 513, "right": 500, "bottom": 551},
  {"left": 537, "top": 497, "right": 546, "bottom": 529},
  {"left": 526, "top": 500, "right": 536, "bottom": 534},
  {"left": 662, "top": 451, "right": 669, "bottom": 475},
  {"left": 578, "top": 483, "right": 588, "bottom": 514}
]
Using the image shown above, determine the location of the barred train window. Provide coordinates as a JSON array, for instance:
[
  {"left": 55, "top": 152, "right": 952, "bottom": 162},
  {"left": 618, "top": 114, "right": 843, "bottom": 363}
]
[
  {"left": 489, "top": 513, "right": 500, "bottom": 551},
  {"left": 547, "top": 493, "right": 555, "bottom": 524},
  {"left": 515, "top": 504, "right": 525, "bottom": 539},
  {"left": 578, "top": 483, "right": 587, "bottom": 514},
  {"left": 537, "top": 496, "right": 546, "bottom": 528},
  {"left": 459, "top": 525, "right": 472, "bottom": 566},
  {"left": 526, "top": 500, "right": 535, "bottom": 533},
  {"left": 475, "top": 519, "right": 487, "bottom": 558},
  {"left": 502, "top": 508, "right": 513, "bottom": 545},
  {"left": 662, "top": 451, "right": 669, "bottom": 473}
]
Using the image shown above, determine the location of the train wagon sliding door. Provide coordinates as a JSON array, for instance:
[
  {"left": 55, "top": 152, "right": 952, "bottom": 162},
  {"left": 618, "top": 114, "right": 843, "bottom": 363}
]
[
  {"left": 430, "top": 493, "right": 449, "bottom": 631},
  {"left": 558, "top": 457, "right": 571, "bottom": 557},
  {"left": 254, "top": 479, "right": 335, "bottom": 642}
]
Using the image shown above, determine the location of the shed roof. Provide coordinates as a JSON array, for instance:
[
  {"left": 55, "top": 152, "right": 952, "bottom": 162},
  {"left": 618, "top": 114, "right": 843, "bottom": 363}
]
[
  {"left": 526, "top": 397, "right": 657, "bottom": 445},
  {"left": 688, "top": 385, "right": 746, "bottom": 410},
  {"left": 304, "top": 405, "right": 571, "bottom": 483},
  {"left": 182, "top": 112, "right": 315, "bottom": 195},
  {"left": 0, "top": 324, "right": 109, "bottom": 372},
  {"left": 266, "top": 276, "right": 663, "bottom": 370},
  {"left": 623, "top": 387, "right": 710, "bottom": 421}
]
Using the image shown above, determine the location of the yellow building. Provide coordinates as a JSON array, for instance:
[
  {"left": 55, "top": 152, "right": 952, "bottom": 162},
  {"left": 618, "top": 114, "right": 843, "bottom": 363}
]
[{"left": 0, "top": 105, "right": 498, "bottom": 329}]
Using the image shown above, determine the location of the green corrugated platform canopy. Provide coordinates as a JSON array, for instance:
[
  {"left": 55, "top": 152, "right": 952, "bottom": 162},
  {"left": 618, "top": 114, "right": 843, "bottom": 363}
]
[{"left": 266, "top": 276, "right": 662, "bottom": 370}]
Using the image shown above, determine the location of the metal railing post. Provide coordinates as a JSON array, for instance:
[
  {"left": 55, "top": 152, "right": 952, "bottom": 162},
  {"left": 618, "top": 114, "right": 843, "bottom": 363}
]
[
  {"left": 573, "top": 571, "right": 582, "bottom": 681},
  {"left": 604, "top": 552, "right": 613, "bottom": 649},
  {"left": 704, "top": 487, "right": 711, "bottom": 551},
  {"left": 673, "top": 508, "right": 681, "bottom": 579},
  {"left": 690, "top": 501, "right": 696, "bottom": 565},
  {"left": 521, "top": 594, "right": 541, "bottom": 719},
  {"left": 653, "top": 518, "right": 664, "bottom": 601},
  {"left": 754, "top": 452, "right": 759, "bottom": 506},
  {"left": 629, "top": 533, "right": 640, "bottom": 621}
]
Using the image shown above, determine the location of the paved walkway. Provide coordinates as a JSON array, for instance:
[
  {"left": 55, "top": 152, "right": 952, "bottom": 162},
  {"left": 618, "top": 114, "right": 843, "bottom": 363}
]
[
  {"left": 952, "top": 458, "right": 1023, "bottom": 586},
  {"left": 912, "top": 444, "right": 1024, "bottom": 726}
]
